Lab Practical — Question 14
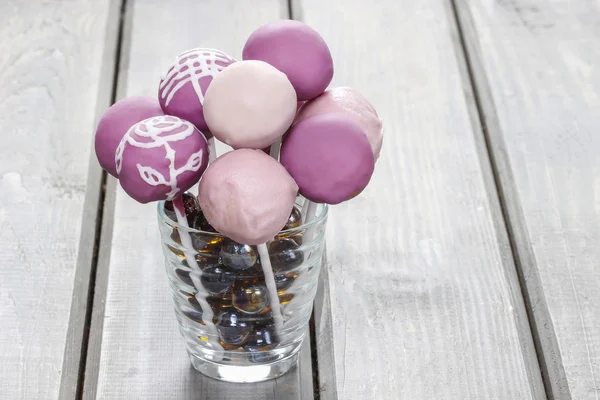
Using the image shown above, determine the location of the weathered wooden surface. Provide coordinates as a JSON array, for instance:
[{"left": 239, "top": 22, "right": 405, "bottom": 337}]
[
  {"left": 0, "top": 1, "right": 119, "bottom": 399},
  {"left": 84, "top": 1, "right": 314, "bottom": 399},
  {"left": 454, "top": 1, "right": 600, "bottom": 398},
  {"left": 294, "top": 0, "right": 546, "bottom": 398}
]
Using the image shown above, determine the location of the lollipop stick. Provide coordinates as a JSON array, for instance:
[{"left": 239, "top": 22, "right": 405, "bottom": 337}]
[
  {"left": 172, "top": 195, "right": 224, "bottom": 357},
  {"left": 208, "top": 137, "right": 217, "bottom": 164},
  {"left": 257, "top": 243, "right": 284, "bottom": 336},
  {"left": 269, "top": 140, "right": 281, "bottom": 161}
]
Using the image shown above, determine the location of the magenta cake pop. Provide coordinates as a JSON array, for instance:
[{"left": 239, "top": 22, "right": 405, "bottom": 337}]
[
  {"left": 295, "top": 87, "right": 383, "bottom": 159},
  {"left": 280, "top": 113, "right": 375, "bottom": 205},
  {"left": 95, "top": 96, "right": 164, "bottom": 177},
  {"left": 158, "top": 48, "right": 236, "bottom": 131},
  {"left": 203, "top": 60, "right": 297, "bottom": 149},
  {"left": 243, "top": 20, "right": 334, "bottom": 101},
  {"left": 198, "top": 149, "right": 298, "bottom": 245},
  {"left": 115, "top": 115, "right": 209, "bottom": 203}
]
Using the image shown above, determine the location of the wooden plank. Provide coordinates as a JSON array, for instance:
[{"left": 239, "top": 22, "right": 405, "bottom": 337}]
[
  {"left": 84, "top": 1, "right": 315, "bottom": 399},
  {"left": 293, "top": 0, "right": 547, "bottom": 398},
  {"left": 454, "top": 1, "right": 600, "bottom": 398},
  {"left": 0, "top": 1, "right": 119, "bottom": 399}
]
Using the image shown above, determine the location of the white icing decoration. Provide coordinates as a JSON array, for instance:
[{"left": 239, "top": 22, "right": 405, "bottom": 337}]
[
  {"left": 115, "top": 116, "right": 205, "bottom": 200},
  {"left": 257, "top": 243, "right": 284, "bottom": 337},
  {"left": 159, "top": 48, "right": 235, "bottom": 107}
]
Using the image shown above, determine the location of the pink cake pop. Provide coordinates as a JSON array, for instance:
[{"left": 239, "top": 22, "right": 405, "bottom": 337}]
[
  {"left": 295, "top": 87, "right": 383, "bottom": 159},
  {"left": 95, "top": 96, "right": 164, "bottom": 177},
  {"left": 243, "top": 20, "right": 334, "bottom": 101},
  {"left": 280, "top": 113, "right": 375, "bottom": 205},
  {"left": 158, "top": 48, "right": 236, "bottom": 131},
  {"left": 198, "top": 149, "right": 298, "bottom": 245},
  {"left": 115, "top": 115, "right": 209, "bottom": 203},
  {"left": 203, "top": 60, "right": 297, "bottom": 149}
]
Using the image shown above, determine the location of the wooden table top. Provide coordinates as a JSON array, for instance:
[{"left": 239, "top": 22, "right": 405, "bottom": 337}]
[{"left": 1, "top": 0, "right": 599, "bottom": 399}]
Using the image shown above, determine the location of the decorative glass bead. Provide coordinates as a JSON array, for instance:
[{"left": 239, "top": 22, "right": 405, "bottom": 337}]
[
  {"left": 164, "top": 192, "right": 200, "bottom": 224},
  {"left": 283, "top": 205, "right": 302, "bottom": 230},
  {"left": 220, "top": 239, "right": 258, "bottom": 270},
  {"left": 268, "top": 238, "right": 304, "bottom": 272},
  {"left": 274, "top": 271, "right": 298, "bottom": 292},
  {"left": 244, "top": 326, "right": 280, "bottom": 352},
  {"left": 191, "top": 210, "right": 218, "bottom": 233},
  {"left": 215, "top": 309, "right": 252, "bottom": 349},
  {"left": 200, "top": 265, "right": 236, "bottom": 295},
  {"left": 232, "top": 282, "right": 269, "bottom": 314},
  {"left": 278, "top": 292, "right": 294, "bottom": 305}
]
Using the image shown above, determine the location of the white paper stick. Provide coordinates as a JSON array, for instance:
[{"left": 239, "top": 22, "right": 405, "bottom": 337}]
[
  {"left": 269, "top": 139, "right": 281, "bottom": 160},
  {"left": 257, "top": 243, "right": 284, "bottom": 336},
  {"left": 208, "top": 136, "right": 217, "bottom": 164},
  {"left": 173, "top": 195, "right": 224, "bottom": 358}
]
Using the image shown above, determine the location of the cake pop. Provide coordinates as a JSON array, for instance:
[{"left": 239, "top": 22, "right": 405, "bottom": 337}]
[
  {"left": 95, "top": 96, "right": 163, "bottom": 177},
  {"left": 198, "top": 149, "right": 297, "bottom": 244},
  {"left": 198, "top": 149, "right": 298, "bottom": 336},
  {"left": 243, "top": 20, "right": 334, "bottom": 101},
  {"left": 115, "top": 115, "right": 209, "bottom": 203},
  {"left": 280, "top": 113, "right": 375, "bottom": 205},
  {"left": 158, "top": 48, "right": 235, "bottom": 131},
  {"left": 295, "top": 87, "right": 383, "bottom": 159},
  {"left": 202, "top": 60, "right": 297, "bottom": 149}
]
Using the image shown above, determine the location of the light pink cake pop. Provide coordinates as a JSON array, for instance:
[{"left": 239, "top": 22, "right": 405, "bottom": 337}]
[
  {"left": 198, "top": 149, "right": 298, "bottom": 245},
  {"left": 115, "top": 115, "right": 209, "bottom": 203},
  {"left": 295, "top": 87, "right": 383, "bottom": 159},
  {"left": 158, "top": 48, "right": 236, "bottom": 131},
  {"left": 95, "top": 96, "right": 163, "bottom": 177},
  {"left": 203, "top": 60, "right": 297, "bottom": 149}
]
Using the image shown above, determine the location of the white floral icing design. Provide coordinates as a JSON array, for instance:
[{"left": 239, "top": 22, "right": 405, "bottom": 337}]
[
  {"left": 159, "top": 48, "right": 235, "bottom": 107},
  {"left": 115, "top": 116, "right": 205, "bottom": 199}
]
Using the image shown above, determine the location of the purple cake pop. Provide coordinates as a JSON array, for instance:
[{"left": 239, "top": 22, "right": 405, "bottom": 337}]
[
  {"left": 95, "top": 96, "right": 164, "bottom": 177},
  {"left": 115, "top": 115, "right": 209, "bottom": 203},
  {"left": 280, "top": 114, "right": 375, "bottom": 204},
  {"left": 242, "top": 20, "right": 334, "bottom": 101},
  {"left": 158, "top": 48, "right": 236, "bottom": 131}
]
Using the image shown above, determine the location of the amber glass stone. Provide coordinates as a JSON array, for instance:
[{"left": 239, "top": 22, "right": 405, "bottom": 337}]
[
  {"left": 278, "top": 292, "right": 294, "bottom": 305},
  {"left": 268, "top": 238, "right": 304, "bottom": 272},
  {"left": 283, "top": 205, "right": 302, "bottom": 230},
  {"left": 274, "top": 271, "right": 298, "bottom": 292},
  {"left": 232, "top": 282, "right": 269, "bottom": 314},
  {"left": 163, "top": 192, "right": 200, "bottom": 224},
  {"left": 244, "top": 326, "right": 280, "bottom": 352},
  {"left": 220, "top": 239, "right": 258, "bottom": 271},
  {"left": 215, "top": 309, "right": 252, "bottom": 348},
  {"left": 200, "top": 265, "right": 236, "bottom": 295}
]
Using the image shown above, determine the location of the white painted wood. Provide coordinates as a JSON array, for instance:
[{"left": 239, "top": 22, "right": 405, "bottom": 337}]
[
  {"left": 86, "top": 1, "right": 314, "bottom": 399},
  {"left": 295, "top": 0, "right": 546, "bottom": 398},
  {"left": 455, "top": 1, "right": 600, "bottom": 398},
  {"left": 0, "top": 1, "right": 119, "bottom": 399}
]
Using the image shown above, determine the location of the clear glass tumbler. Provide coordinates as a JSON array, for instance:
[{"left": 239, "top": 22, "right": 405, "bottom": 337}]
[{"left": 157, "top": 199, "right": 328, "bottom": 382}]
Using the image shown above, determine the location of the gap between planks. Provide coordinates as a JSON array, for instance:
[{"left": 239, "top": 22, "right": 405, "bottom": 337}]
[{"left": 448, "top": 0, "right": 553, "bottom": 398}]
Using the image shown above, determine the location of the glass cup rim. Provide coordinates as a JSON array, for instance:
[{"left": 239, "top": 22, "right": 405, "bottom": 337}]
[{"left": 157, "top": 199, "right": 328, "bottom": 237}]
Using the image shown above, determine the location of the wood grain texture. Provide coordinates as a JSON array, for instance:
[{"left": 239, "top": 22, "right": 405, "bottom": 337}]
[
  {"left": 294, "top": 0, "right": 546, "bottom": 398},
  {"left": 85, "top": 1, "right": 314, "bottom": 399},
  {"left": 0, "top": 1, "right": 119, "bottom": 399},
  {"left": 454, "top": 1, "right": 600, "bottom": 398}
]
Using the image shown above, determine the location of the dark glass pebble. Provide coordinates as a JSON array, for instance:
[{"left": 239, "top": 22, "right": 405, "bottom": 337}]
[
  {"left": 232, "top": 282, "right": 269, "bottom": 314},
  {"left": 183, "top": 309, "right": 205, "bottom": 324},
  {"left": 244, "top": 326, "right": 280, "bottom": 352},
  {"left": 215, "top": 309, "right": 252, "bottom": 348},
  {"left": 253, "top": 311, "right": 275, "bottom": 328},
  {"left": 164, "top": 192, "right": 200, "bottom": 224},
  {"left": 175, "top": 268, "right": 194, "bottom": 287},
  {"left": 275, "top": 272, "right": 298, "bottom": 292},
  {"left": 268, "top": 238, "right": 304, "bottom": 272},
  {"left": 278, "top": 292, "right": 294, "bottom": 305},
  {"left": 283, "top": 206, "right": 302, "bottom": 230},
  {"left": 191, "top": 210, "right": 217, "bottom": 233},
  {"left": 201, "top": 265, "right": 236, "bottom": 295},
  {"left": 220, "top": 240, "right": 258, "bottom": 271}
]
